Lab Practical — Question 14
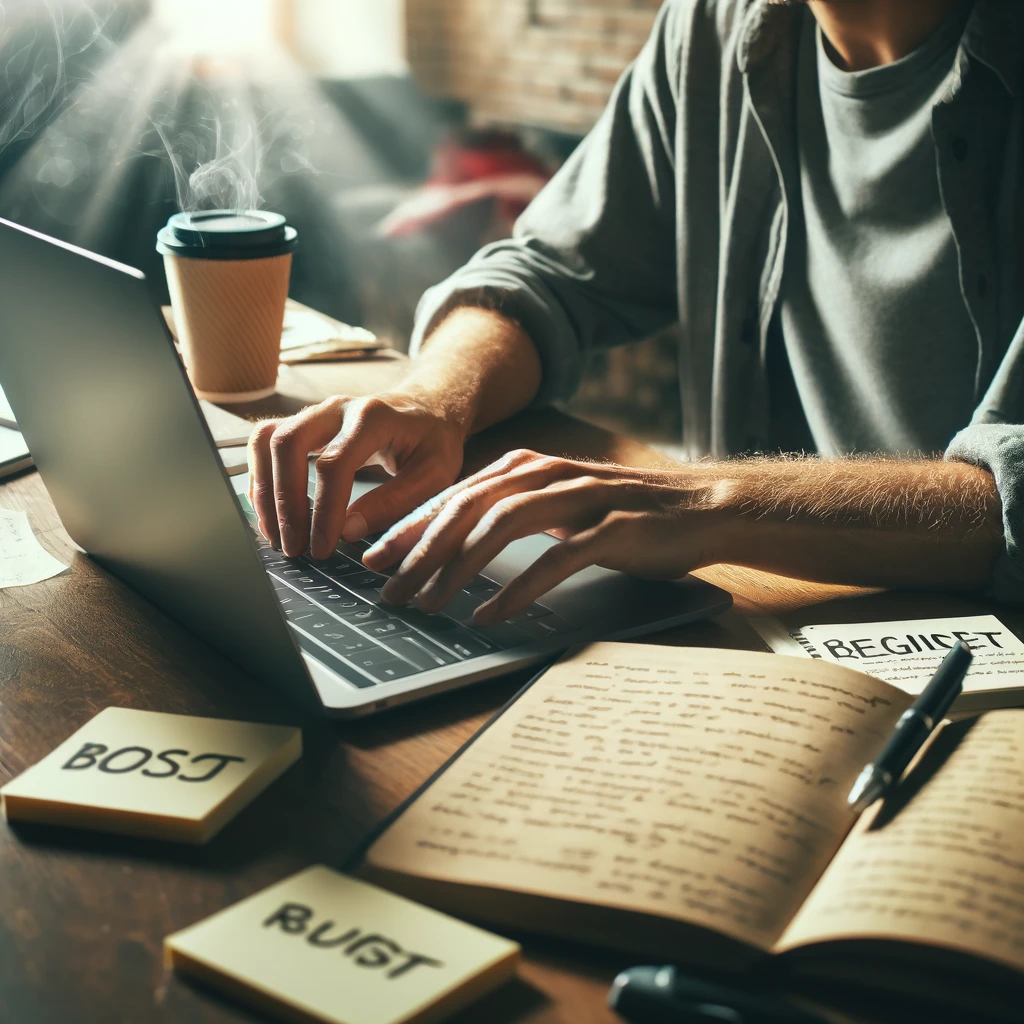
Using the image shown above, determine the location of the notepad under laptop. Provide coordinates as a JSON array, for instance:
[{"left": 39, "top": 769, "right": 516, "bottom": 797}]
[{"left": 358, "top": 642, "right": 1024, "bottom": 1019}]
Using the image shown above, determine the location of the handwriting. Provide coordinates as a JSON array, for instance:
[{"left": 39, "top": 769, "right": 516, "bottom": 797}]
[
  {"left": 779, "top": 712, "right": 1024, "bottom": 970},
  {"left": 368, "top": 644, "right": 910, "bottom": 951}
]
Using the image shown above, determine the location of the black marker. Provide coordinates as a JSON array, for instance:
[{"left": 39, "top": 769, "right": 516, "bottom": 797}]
[
  {"left": 847, "top": 640, "right": 972, "bottom": 815},
  {"left": 608, "top": 966, "right": 830, "bottom": 1024}
]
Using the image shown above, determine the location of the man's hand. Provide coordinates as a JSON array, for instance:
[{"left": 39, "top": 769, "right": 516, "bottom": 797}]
[
  {"left": 364, "top": 450, "right": 732, "bottom": 623},
  {"left": 362, "top": 451, "right": 1005, "bottom": 621},
  {"left": 248, "top": 390, "right": 467, "bottom": 560},
  {"left": 246, "top": 306, "right": 544, "bottom": 560}
]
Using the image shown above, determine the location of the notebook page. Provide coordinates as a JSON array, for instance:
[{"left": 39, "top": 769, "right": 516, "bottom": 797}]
[
  {"left": 366, "top": 643, "right": 911, "bottom": 952},
  {"left": 777, "top": 711, "right": 1024, "bottom": 972}
]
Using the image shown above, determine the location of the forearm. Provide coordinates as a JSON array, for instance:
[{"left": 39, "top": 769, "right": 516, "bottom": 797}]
[
  {"left": 705, "top": 456, "right": 1004, "bottom": 590},
  {"left": 397, "top": 306, "right": 542, "bottom": 441}
]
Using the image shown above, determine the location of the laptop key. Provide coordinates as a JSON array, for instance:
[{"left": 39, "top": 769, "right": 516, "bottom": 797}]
[
  {"left": 317, "top": 627, "right": 376, "bottom": 656},
  {"left": 475, "top": 621, "right": 533, "bottom": 650},
  {"left": 435, "top": 627, "right": 501, "bottom": 660},
  {"left": 513, "top": 613, "right": 579, "bottom": 639},
  {"left": 336, "top": 540, "right": 371, "bottom": 562},
  {"left": 345, "top": 571, "right": 390, "bottom": 590},
  {"left": 441, "top": 589, "right": 484, "bottom": 623},
  {"left": 325, "top": 633, "right": 376, "bottom": 656},
  {"left": 464, "top": 579, "right": 501, "bottom": 600},
  {"left": 276, "top": 592, "right": 318, "bottom": 618},
  {"left": 338, "top": 604, "right": 389, "bottom": 626},
  {"left": 313, "top": 556, "right": 367, "bottom": 580},
  {"left": 345, "top": 647, "right": 419, "bottom": 682},
  {"left": 360, "top": 619, "right": 413, "bottom": 639},
  {"left": 367, "top": 660, "right": 419, "bottom": 682},
  {"left": 398, "top": 608, "right": 460, "bottom": 634},
  {"left": 299, "top": 621, "right": 376, "bottom": 658},
  {"left": 512, "top": 603, "right": 554, "bottom": 622},
  {"left": 379, "top": 635, "right": 458, "bottom": 670},
  {"left": 291, "top": 631, "right": 375, "bottom": 688},
  {"left": 316, "top": 591, "right": 363, "bottom": 611}
]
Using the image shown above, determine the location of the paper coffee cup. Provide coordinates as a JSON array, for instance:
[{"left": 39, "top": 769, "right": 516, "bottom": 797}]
[{"left": 157, "top": 210, "right": 298, "bottom": 403}]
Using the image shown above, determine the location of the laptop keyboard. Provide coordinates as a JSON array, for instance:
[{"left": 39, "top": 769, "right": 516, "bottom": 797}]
[{"left": 238, "top": 497, "right": 579, "bottom": 688}]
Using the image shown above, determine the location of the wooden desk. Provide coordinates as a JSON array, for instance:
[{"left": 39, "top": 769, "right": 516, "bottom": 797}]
[{"left": 0, "top": 354, "right": 1011, "bottom": 1024}]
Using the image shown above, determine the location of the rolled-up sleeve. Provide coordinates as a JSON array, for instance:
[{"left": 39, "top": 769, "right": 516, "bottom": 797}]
[
  {"left": 410, "top": 1, "right": 683, "bottom": 406},
  {"left": 946, "top": 423, "right": 1024, "bottom": 604}
]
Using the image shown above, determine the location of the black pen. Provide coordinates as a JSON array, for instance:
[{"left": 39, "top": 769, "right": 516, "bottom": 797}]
[
  {"left": 847, "top": 640, "right": 972, "bottom": 815},
  {"left": 608, "top": 965, "right": 830, "bottom": 1024}
]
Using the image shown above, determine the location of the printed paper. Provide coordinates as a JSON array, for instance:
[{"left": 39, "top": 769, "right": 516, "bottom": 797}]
[{"left": 752, "top": 614, "right": 1024, "bottom": 698}]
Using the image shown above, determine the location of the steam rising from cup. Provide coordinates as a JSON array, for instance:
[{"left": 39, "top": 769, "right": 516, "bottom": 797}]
[{"left": 0, "top": 0, "right": 380, "bottom": 232}]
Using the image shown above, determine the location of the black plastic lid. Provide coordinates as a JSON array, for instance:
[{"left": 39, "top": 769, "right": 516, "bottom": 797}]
[{"left": 156, "top": 209, "right": 298, "bottom": 260}]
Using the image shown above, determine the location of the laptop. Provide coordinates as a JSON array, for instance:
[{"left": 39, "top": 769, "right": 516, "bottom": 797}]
[{"left": 0, "top": 217, "right": 732, "bottom": 717}]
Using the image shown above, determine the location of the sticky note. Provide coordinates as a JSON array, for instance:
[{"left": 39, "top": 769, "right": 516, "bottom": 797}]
[
  {"left": 165, "top": 866, "right": 520, "bottom": 1024},
  {"left": 1, "top": 707, "right": 301, "bottom": 843}
]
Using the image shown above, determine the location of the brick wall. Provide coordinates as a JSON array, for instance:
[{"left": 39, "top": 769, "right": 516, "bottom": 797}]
[{"left": 406, "top": 0, "right": 662, "bottom": 134}]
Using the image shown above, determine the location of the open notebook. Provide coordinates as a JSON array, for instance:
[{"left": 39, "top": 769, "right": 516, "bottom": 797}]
[{"left": 359, "top": 643, "right": 1024, "bottom": 1018}]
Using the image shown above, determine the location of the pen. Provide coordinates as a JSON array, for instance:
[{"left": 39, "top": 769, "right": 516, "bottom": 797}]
[
  {"left": 608, "top": 965, "right": 830, "bottom": 1024},
  {"left": 847, "top": 640, "right": 972, "bottom": 815}
]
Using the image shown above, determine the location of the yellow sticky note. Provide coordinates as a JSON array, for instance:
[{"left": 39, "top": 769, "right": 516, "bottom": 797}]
[
  {"left": 0, "top": 707, "right": 301, "bottom": 843},
  {"left": 165, "top": 866, "right": 520, "bottom": 1024}
]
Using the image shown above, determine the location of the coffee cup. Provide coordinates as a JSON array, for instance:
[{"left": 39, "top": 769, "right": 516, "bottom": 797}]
[{"left": 157, "top": 210, "right": 298, "bottom": 403}]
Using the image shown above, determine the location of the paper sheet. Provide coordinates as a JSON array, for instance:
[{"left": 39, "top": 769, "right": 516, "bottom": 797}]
[
  {"left": 750, "top": 614, "right": 1024, "bottom": 699},
  {"left": 0, "top": 426, "right": 30, "bottom": 466},
  {"left": 0, "top": 382, "right": 16, "bottom": 427},
  {"left": 0, "top": 508, "right": 67, "bottom": 588},
  {"left": 198, "top": 400, "right": 254, "bottom": 449}
]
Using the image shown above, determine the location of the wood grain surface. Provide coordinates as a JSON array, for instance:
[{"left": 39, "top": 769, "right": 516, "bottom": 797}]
[{"left": 0, "top": 355, "right": 1010, "bottom": 1024}]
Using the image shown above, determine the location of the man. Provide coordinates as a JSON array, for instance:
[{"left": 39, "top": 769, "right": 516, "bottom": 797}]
[{"left": 250, "top": 0, "right": 1024, "bottom": 625}]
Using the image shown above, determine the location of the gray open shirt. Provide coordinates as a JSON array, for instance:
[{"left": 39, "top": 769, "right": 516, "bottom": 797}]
[{"left": 411, "top": 0, "right": 1024, "bottom": 602}]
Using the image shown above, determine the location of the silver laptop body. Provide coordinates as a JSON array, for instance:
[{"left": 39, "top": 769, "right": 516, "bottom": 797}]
[{"left": 0, "top": 217, "right": 732, "bottom": 717}]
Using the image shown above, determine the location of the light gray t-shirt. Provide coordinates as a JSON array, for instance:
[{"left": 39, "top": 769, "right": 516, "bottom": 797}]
[{"left": 775, "top": 6, "right": 978, "bottom": 456}]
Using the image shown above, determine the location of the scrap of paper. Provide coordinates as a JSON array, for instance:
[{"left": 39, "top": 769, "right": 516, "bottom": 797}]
[
  {"left": 0, "top": 382, "right": 16, "bottom": 428},
  {"left": 750, "top": 614, "right": 1024, "bottom": 697},
  {"left": 0, "top": 508, "right": 67, "bottom": 588}
]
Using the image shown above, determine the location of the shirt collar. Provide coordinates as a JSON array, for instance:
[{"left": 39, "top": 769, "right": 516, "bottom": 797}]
[
  {"left": 737, "top": 0, "right": 791, "bottom": 76},
  {"left": 738, "top": 0, "right": 1024, "bottom": 98},
  {"left": 962, "top": 0, "right": 1024, "bottom": 98}
]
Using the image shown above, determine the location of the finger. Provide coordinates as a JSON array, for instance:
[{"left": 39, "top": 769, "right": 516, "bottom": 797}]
[
  {"left": 416, "top": 486, "right": 607, "bottom": 613},
  {"left": 270, "top": 399, "right": 350, "bottom": 557},
  {"left": 248, "top": 419, "right": 283, "bottom": 547},
  {"left": 364, "top": 449, "right": 545, "bottom": 567},
  {"left": 377, "top": 461, "right": 580, "bottom": 604},
  {"left": 474, "top": 525, "right": 616, "bottom": 623},
  {"left": 309, "top": 400, "right": 405, "bottom": 559},
  {"left": 367, "top": 451, "right": 574, "bottom": 574},
  {"left": 346, "top": 448, "right": 454, "bottom": 554}
]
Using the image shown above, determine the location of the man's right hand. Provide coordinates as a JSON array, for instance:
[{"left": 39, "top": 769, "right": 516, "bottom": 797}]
[{"left": 247, "top": 389, "right": 467, "bottom": 560}]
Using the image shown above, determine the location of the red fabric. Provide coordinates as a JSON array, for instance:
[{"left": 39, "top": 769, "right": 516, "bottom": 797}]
[{"left": 379, "top": 133, "right": 551, "bottom": 238}]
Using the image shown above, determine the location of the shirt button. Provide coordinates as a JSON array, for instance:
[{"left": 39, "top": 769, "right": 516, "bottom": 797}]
[
  {"left": 952, "top": 136, "right": 969, "bottom": 161},
  {"left": 978, "top": 273, "right": 989, "bottom": 299}
]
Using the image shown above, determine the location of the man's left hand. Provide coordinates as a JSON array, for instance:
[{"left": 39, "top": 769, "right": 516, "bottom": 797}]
[{"left": 362, "top": 448, "right": 732, "bottom": 624}]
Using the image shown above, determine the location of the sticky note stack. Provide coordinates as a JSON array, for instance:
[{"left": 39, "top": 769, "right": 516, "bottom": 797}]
[
  {"left": 1, "top": 707, "right": 301, "bottom": 843},
  {"left": 165, "top": 866, "right": 521, "bottom": 1024}
]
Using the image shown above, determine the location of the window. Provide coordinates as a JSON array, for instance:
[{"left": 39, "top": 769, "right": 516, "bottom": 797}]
[{"left": 291, "top": 0, "right": 406, "bottom": 78}]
